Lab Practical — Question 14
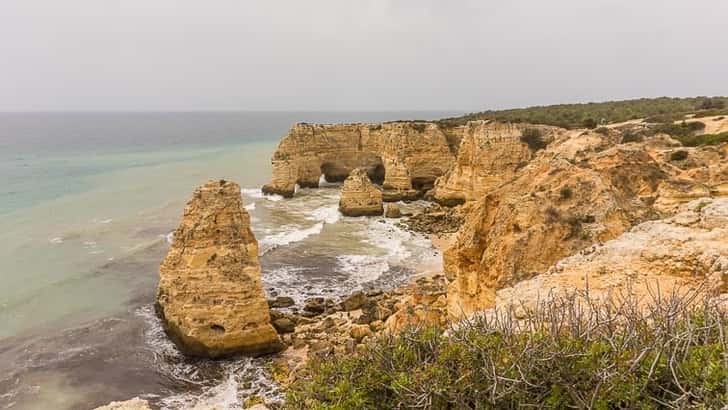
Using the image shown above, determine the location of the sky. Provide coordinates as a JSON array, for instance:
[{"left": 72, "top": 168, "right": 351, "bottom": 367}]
[{"left": 1, "top": 0, "right": 727, "bottom": 112}]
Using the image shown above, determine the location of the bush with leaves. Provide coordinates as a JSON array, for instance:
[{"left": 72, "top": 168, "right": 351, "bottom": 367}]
[{"left": 286, "top": 285, "right": 727, "bottom": 409}]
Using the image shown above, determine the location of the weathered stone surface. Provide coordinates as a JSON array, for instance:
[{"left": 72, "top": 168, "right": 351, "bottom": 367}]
[
  {"left": 94, "top": 398, "right": 151, "bottom": 410},
  {"left": 399, "top": 203, "right": 464, "bottom": 234},
  {"left": 268, "top": 296, "right": 295, "bottom": 308},
  {"left": 339, "top": 168, "right": 384, "bottom": 217},
  {"left": 496, "top": 198, "right": 728, "bottom": 309},
  {"left": 262, "top": 122, "right": 460, "bottom": 198},
  {"left": 156, "top": 180, "right": 283, "bottom": 358},
  {"left": 340, "top": 291, "right": 367, "bottom": 311},
  {"left": 443, "top": 125, "right": 728, "bottom": 318},
  {"left": 429, "top": 121, "right": 562, "bottom": 205},
  {"left": 272, "top": 317, "right": 296, "bottom": 334},
  {"left": 444, "top": 132, "right": 670, "bottom": 318},
  {"left": 384, "top": 203, "right": 402, "bottom": 218}
]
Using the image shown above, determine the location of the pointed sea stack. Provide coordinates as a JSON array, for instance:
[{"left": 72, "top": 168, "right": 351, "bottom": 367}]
[
  {"left": 156, "top": 179, "right": 283, "bottom": 358},
  {"left": 339, "top": 168, "right": 384, "bottom": 216}
]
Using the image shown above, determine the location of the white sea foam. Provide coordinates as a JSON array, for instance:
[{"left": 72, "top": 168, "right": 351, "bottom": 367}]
[
  {"left": 165, "top": 232, "right": 174, "bottom": 244},
  {"left": 244, "top": 202, "right": 256, "bottom": 211},
  {"left": 49, "top": 237, "right": 63, "bottom": 244},
  {"left": 241, "top": 188, "right": 282, "bottom": 202},
  {"left": 336, "top": 254, "right": 390, "bottom": 284},
  {"left": 98, "top": 219, "right": 113, "bottom": 224},
  {"left": 306, "top": 204, "right": 340, "bottom": 225},
  {"left": 135, "top": 305, "right": 282, "bottom": 409},
  {"left": 258, "top": 223, "right": 324, "bottom": 254}
]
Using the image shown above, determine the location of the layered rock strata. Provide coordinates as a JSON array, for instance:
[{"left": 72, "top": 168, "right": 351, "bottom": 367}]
[
  {"left": 339, "top": 168, "right": 384, "bottom": 216},
  {"left": 444, "top": 127, "right": 728, "bottom": 318},
  {"left": 496, "top": 198, "right": 728, "bottom": 309},
  {"left": 156, "top": 180, "right": 283, "bottom": 358},
  {"left": 429, "top": 121, "right": 563, "bottom": 205},
  {"left": 262, "top": 122, "right": 460, "bottom": 199}
]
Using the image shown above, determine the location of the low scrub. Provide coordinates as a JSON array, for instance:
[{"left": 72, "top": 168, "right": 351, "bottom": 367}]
[
  {"left": 286, "top": 286, "right": 727, "bottom": 409},
  {"left": 437, "top": 96, "right": 728, "bottom": 129},
  {"left": 677, "top": 132, "right": 728, "bottom": 147},
  {"left": 520, "top": 128, "right": 547, "bottom": 151}
]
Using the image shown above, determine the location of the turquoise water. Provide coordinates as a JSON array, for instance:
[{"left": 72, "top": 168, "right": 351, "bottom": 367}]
[{"left": 0, "top": 111, "right": 454, "bottom": 409}]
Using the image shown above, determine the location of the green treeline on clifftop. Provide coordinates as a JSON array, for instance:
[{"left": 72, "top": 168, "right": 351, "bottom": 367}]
[{"left": 438, "top": 96, "right": 728, "bottom": 129}]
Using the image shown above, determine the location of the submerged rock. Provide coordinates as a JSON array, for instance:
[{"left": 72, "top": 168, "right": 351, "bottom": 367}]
[
  {"left": 156, "top": 180, "right": 283, "bottom": 358},
  {"left": 339, "top": 168, "right": 384, "bottom": 217}
]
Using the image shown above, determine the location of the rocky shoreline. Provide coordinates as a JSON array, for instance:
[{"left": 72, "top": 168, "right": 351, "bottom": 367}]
[{"left": 98, "top": 116, "right": 728, "bottom": 409}]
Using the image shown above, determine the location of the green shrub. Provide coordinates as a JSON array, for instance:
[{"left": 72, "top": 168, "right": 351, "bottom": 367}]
[
  {"left": 621, "top": 132, "right": 644, "bottom": 143},
  {"left": 677, "top": 132, "right": 728, "bottom": 147},
  {"left": 520, "top": 128, "right": 546, "bottom": 151},
  {"left": 582, "top": 118, "right": 598, "bottom": 129},
  {"left": 438, "top": 96, "right": 728, "bottom": 129},
  {"left": 286, "top": 289, "right": 727, "bottom": 409},
  {"left": 699, "top": 97, "right": 726, "bottom": 110},
  {"left": 559, "top": 186, "right": 573, "bottom": 200},
  {"left": 594, "top": 127, "right": 610, "bottom": 135},
  {"left": 670, "top": 150, "right": 689, "bottom": 161}
]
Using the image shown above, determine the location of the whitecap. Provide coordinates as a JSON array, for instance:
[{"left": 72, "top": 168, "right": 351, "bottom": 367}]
[
  {"left": 165, "top": 232, "right": 174, "bottom": 244},
  {"left": 98, "top": 219, "right": 113, "bottom": 224},
  {"left": 337, "top": 254, "right": 390, "bottom": 284},
  {"left": 241, "top": 187, "right": 282, "bottom": 202},
  {"left": 306, "top": 204, "right": 340, "bottom": 225},
  {"left": 49, "top": 237, "right": 63, "bottom": 244},
  {"left": 258, "top": 223, "right": 323, "bottom": 254},
  {"left": 244, "top": 202, "right": 256, "bottom": 211}
]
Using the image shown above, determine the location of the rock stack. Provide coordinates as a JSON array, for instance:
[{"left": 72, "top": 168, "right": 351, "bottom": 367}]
[
  {"left": 156, "top": 180, "right": 283, "bottom": 358},
  {"left": 339, "top": 168, "right": 384, "bottom": 216}
]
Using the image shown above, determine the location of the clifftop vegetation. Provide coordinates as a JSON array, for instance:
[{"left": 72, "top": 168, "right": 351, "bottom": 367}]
[
  {"left": 438, "top": 96, "right": 728, "bottom": 129},
  {"left": 286, "top": 288, "right": 728, "bottom": 409}
]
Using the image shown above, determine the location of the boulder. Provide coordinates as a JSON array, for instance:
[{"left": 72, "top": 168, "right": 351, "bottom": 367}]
[
  {"left": 272, "top": 317, "right": 296, "bottom": 334},
  {"left": 349, "top": 324, "right": 373, "bottom": 342},
  {"left": 339, "top": 168, "right": 384, "bottom": 216},
  {"left": 340, "top": 291, "right": 368, "bottom": 311},
  {"left": 268, "top": 296, "right": 295, "bottom": 308},
  {"left": 156, "top": 180, "right": 284, "bottom": 358},
  {"left": 385, "top": 203, "right": 402, "bottom": 218}
]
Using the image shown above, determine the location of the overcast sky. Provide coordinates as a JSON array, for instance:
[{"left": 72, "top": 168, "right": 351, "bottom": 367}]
[{"left": 1, "top": 0, "right": 727, "bottom": 112}]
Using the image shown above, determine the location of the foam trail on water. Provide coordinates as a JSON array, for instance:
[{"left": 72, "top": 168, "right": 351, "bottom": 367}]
[
  {"left": 307, "top": 204, "right": 340, "bottom": 225},
  {"left": 241, "top": 188, "right": 282, "bottom": 202},
  {"left": 258, "top": 223, "right": 324, "bottom": 254}
]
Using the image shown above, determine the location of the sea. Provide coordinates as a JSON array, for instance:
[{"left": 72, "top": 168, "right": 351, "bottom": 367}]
[{"left": 0, "top": 111, "right": 456, "bottom": 409}]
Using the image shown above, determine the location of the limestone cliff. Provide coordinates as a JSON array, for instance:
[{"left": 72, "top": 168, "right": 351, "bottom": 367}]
[
  {"left": 339, "top": 168, "right": 384, "bottom": 216},
  {"left": 444, "top": 125, "right": 728, "bottom": 318},
  {"left": 156, "top": 180, "right": 283, "bottom": 358},
  {"left": 496, "top": 198, "right": 728, "bottom": 309},
  {"left": 429, "top": 121, "right": 563, "bottom": 205},
  {"left": 262, "top": 122, "right": 460, "bottom": 200}
]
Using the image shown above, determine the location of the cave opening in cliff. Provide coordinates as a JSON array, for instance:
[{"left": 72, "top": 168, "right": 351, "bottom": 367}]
[
  {"left": 368, "top": 163, "right": 386, "bottom": 185},
  {"left": 320, "top": 162, "right": 348, "bottom": 183},
  {"left": 411, "top": 177, "right": 435, "bottom": 191}
]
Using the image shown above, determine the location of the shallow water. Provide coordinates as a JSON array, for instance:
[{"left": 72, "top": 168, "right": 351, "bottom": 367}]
[{"left": 0, "top": 111, "right": 452, "bottom": 409}]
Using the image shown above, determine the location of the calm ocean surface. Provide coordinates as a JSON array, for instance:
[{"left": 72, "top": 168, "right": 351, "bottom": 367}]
[{"left": 0, "top": 111, "right": 455, "bottom": 409}]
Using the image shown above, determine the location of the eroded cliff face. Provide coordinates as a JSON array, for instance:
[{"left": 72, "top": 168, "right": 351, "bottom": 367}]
[
  {"left": 443, "top": 128, "right": 728, "bottom": 318},
  {"left": 262, "top": 122, "right": 460, "bottom": 199},
  {"left": 429, "top": 121, "right": 564, "bottom": 205},
  {"left": 156, "top": 180, "right": 283, "bottom": 358},
  {"left": 496, "top": 197, "right": 728, "bottom": 309}
]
